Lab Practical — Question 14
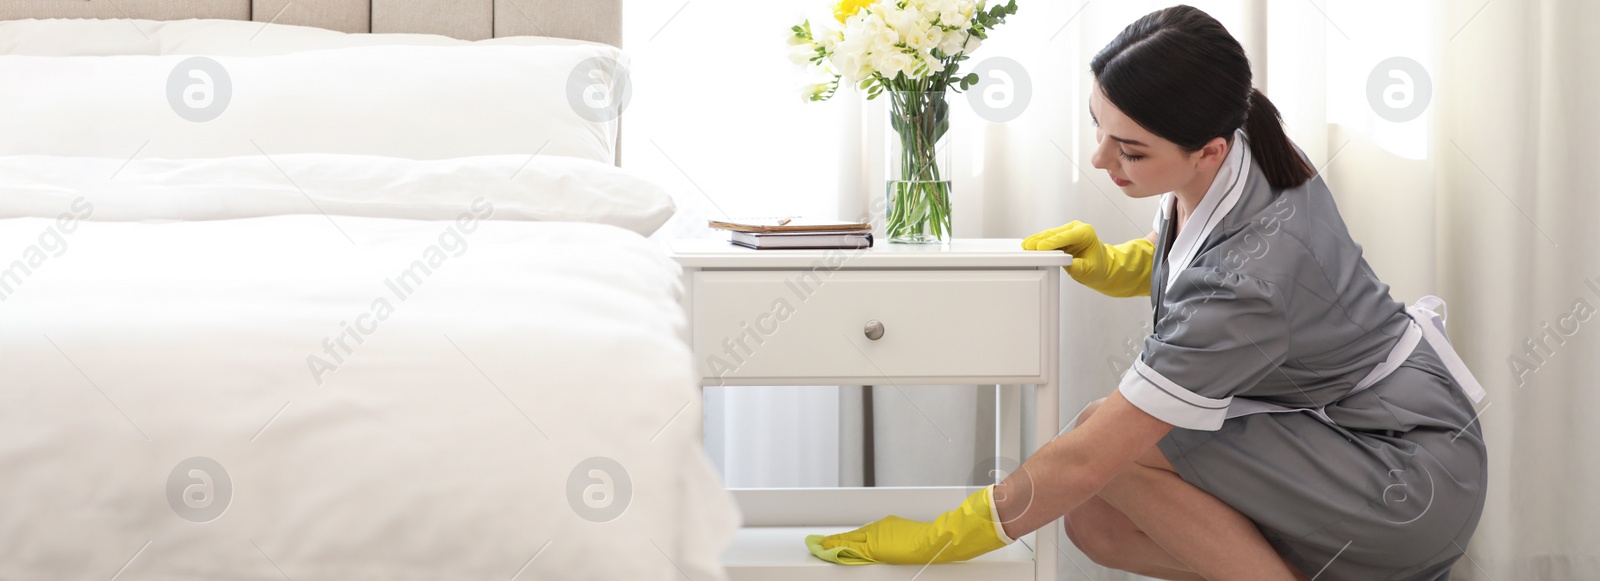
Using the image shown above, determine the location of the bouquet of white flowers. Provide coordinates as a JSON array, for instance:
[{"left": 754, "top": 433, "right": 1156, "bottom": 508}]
[
  {"left": 790, "top": 0, "right": 1018, "bottom": 244},
  {"left": 790, "top": 0, "right": 1018, "bottom": 101}
]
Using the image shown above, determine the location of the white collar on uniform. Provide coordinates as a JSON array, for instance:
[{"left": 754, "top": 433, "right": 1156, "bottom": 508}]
[{"left": 1161, "top": 128, "right": 1252, "bottom": 293}]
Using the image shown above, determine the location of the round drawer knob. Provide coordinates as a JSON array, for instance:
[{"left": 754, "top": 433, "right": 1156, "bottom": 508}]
[{"left": 863, "top": 320, "right": 885, "bottom": 341}]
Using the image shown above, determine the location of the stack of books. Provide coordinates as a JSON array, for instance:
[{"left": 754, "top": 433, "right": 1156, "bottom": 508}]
[{"left": 708, "top": 218, "right": 874, "bottom": 250}]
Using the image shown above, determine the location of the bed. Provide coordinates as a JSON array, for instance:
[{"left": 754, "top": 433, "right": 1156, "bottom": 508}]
[{"left": 0, "top": 3, "right": 738, "bottom": 580}]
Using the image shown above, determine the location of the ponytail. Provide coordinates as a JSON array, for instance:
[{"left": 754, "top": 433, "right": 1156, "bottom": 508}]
[{"left": 1244, "top": 88, "right": 1314, "bottom": 189}]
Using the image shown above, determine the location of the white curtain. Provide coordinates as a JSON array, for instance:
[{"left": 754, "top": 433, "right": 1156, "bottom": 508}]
[
  {"left": 625, "top": 0, "right": 1600, "bottom": 578},
  {"left": 1426, "top": 0, "right": 1600, "bottom": 577},
  {"left": 1261, "top": 1, "right": 1600, "bottom": 578}
]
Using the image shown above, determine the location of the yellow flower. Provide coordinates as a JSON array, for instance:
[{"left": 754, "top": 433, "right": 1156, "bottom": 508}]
[{"left": 834, "top": 0, "right": 873, "bottom": 23}]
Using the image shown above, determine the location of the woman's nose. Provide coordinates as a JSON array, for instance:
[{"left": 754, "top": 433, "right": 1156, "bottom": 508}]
[{"left": 1089, "top": 137, "right": 1112, "bottom": 171}]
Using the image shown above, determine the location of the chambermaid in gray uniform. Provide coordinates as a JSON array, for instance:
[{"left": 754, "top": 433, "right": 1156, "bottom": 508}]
[{"left": 1120, "top": 128, "right": 1489, "bottom": 580}]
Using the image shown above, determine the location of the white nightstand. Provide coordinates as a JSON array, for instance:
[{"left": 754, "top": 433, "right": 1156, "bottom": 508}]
[{"left": 670, "top": 239, "right": 1072, "bottom": 581}]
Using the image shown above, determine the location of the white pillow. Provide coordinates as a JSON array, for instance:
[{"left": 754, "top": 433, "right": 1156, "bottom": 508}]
[
  {"left": 0, "top": 18, "right": 611, "bottom": 56},
  {"left": 0, "top": 154, "right": 675, "bottom": 236},
  {"left": 0, "top": 45, "right": 626, "bottom": 162}
]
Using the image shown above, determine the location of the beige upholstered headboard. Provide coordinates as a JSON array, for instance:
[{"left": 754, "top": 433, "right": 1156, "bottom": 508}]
[{"left": 0, "top": 0, "right": 622, "bottom": 46}]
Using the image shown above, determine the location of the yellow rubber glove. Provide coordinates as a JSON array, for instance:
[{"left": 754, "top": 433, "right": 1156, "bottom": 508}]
[
  {"left": 805, "top": 485, "right": 1012, "bottom": 565},
  {"left": 1022, "top": 221, "right": 1154, "bottom": 298}
]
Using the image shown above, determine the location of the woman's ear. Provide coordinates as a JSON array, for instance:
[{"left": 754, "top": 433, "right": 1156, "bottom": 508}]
[{"left": 1194, "top": 135, "right": 1231, "bottom": 171}]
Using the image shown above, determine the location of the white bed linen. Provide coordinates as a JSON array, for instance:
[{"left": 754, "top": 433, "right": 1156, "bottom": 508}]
[
  {"left": 0, "top": 154, "right": 676, "bottom": 236},
  {"left": 0, "top": 215, "right": 736, "bottom": 580},
  {"left": 0, "top": 45, "right": 622, "bottom": 162}
]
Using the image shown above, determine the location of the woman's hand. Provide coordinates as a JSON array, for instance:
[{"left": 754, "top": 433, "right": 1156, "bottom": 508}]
[
  {"left": 806, "top": 485, "right": 1012, "bottom": 565},
  {"left": 1023, "top": 221, "right": 1155, "bottom": 297}
]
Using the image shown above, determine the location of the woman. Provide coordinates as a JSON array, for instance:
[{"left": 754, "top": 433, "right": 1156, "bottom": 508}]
[{"left": 807, "top": 5, "right": 1487, "bottom": 580}]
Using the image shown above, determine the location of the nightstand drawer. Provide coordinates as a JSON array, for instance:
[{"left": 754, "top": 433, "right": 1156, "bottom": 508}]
[{"left": 691, "top": 269, "right": 1046, "bottom": 382}]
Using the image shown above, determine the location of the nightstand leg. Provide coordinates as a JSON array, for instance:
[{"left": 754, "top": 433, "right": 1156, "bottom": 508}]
[
  {"left": 1033, "top": 380, "right": 1059, "bottom": 580},
  {"left": 998, "top": 385, "right": 1023, "bottom": 470}
]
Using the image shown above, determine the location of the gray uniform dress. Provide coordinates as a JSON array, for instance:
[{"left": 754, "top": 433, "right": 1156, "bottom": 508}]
[{"left": 1118, "top": 130, "right": 1488, "bottom": 580}]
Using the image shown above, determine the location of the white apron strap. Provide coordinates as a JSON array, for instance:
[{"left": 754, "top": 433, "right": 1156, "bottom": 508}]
[
  {"left": 1225, "top": 296, "right": 1484, "bottom": 424},
  {"left": 1226, "top": 307, "right": 1424, "bottom": 423},
  {"left": 1350, "top": 316, "right": 1423, "bottom": 394},
  {"left": 1406, "top": 296, "right": 1488, "bottom": 403}
]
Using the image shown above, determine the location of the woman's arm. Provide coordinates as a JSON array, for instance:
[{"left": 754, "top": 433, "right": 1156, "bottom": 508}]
[
  {"left": 994, "top": 390, "right": 1172, "bottom": 538},
  {"left": 806, "top": 387, "right": 1175, "bottom": 565}
]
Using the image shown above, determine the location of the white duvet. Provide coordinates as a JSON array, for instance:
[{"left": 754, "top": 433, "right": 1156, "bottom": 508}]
[{"left": 0, "top": 213, "right": 736, "bottom": 580}]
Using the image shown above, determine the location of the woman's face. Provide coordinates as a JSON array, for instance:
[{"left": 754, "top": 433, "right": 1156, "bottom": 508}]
[{"left": 1088, "top": 81, "right": 1227, "bottom": 200}]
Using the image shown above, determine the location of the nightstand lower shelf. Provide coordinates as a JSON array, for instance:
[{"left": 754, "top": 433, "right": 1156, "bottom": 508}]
[{"left": 725, "top": 487, "right": 1050, "bottom": 580}]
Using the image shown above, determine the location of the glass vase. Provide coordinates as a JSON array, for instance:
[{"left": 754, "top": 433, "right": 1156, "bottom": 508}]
[{"left": 885, "top": 89, "right": 953, "bottom": 244}]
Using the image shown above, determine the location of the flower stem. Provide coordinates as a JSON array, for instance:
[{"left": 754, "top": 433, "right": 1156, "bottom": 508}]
[{"left": 887, "top": 89, "right": 951, "bottom": 243}]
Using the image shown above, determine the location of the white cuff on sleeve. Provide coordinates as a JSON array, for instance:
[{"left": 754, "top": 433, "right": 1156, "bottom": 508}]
[
  {"left": 1118, "top": 359, "right": 1231, "bottom": 431},
  {"left": 986, "top": 485, "right": 1016, "bottom": 544}
]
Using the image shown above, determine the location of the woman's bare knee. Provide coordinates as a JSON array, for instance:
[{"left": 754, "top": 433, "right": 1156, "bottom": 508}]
[{"left": 1063, "top": 508, "right": 1126, "bottom": 568}]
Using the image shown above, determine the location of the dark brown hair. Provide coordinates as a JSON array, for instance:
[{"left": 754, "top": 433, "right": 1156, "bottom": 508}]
[{"left": 1090, "top": 5, "right": 1314, "bottom": 189}]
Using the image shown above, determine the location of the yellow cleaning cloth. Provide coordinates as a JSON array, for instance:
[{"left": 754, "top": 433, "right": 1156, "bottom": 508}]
[{"left": 805, "top": 534, "right": 876, "bottom": 565}]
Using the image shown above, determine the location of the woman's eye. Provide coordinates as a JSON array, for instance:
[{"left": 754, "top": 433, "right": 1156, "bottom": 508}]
[{"left": 1118, "top": 150, "right": 1143, "bottom": 161}]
